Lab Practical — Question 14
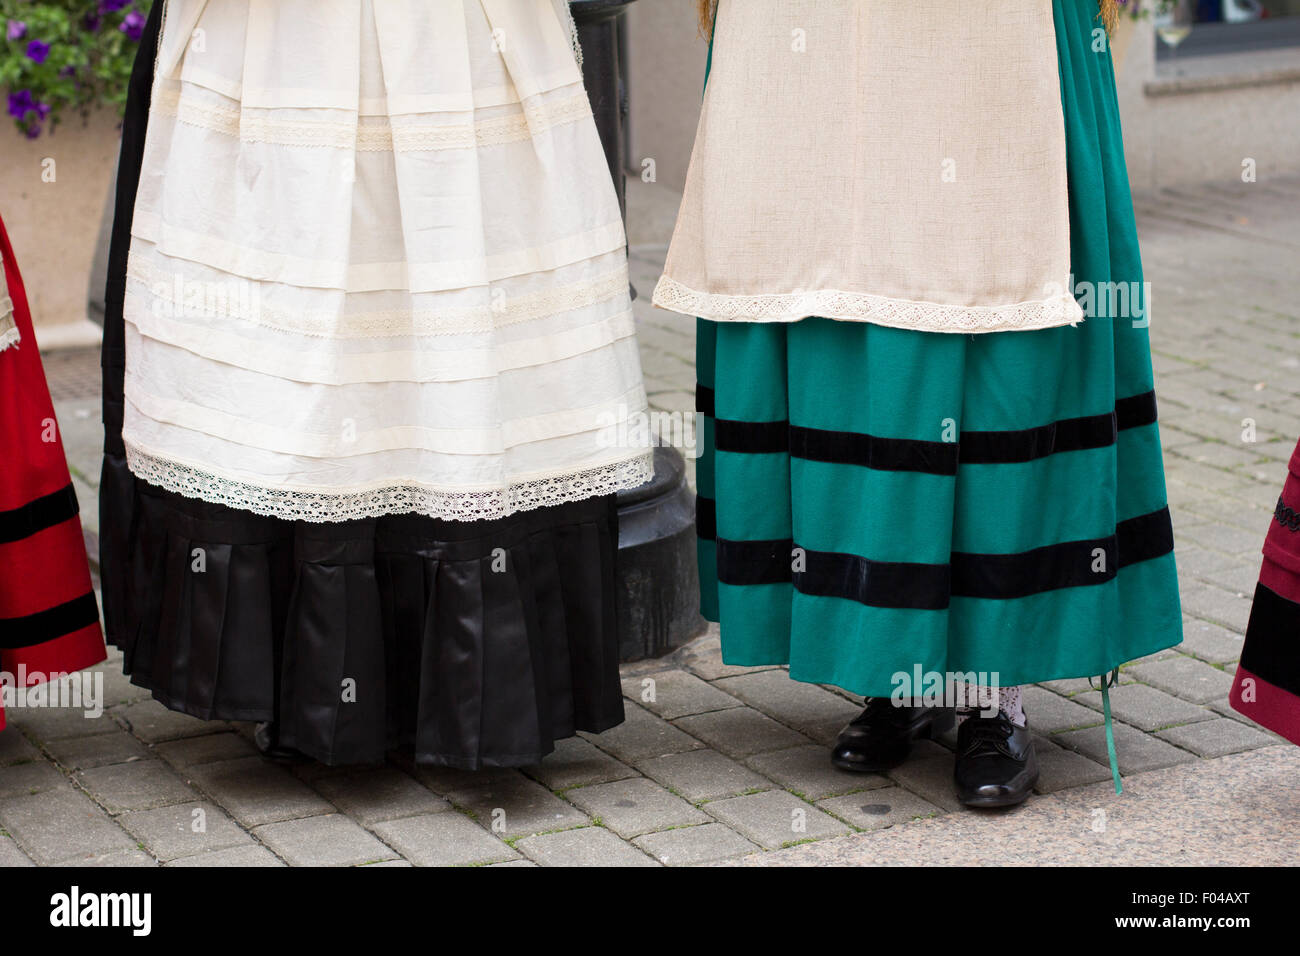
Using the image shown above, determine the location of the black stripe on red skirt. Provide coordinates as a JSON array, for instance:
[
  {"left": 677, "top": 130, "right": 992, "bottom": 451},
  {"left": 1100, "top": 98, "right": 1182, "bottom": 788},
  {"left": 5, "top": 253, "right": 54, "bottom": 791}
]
[
  {"left": 0, "top": 483, "right": 101, "bottom": 648},
  {"left": 0, "top": 484, "right": 79, "bottom": 544},
  {"left": 0, "top": 593, "right": 101, "bottom": 649},
  {"left": 1240, "top": 583, "right": 1300, "bottom": 699}
]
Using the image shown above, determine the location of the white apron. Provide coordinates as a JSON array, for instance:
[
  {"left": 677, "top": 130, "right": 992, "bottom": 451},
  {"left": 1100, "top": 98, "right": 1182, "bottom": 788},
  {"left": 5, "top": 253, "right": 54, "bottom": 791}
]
[
  {"left": 124, "top": 0, "right": 652, "bottom": 522},
  {"left": 654, "top": 0, "right": 1083, "bottom": 333}
]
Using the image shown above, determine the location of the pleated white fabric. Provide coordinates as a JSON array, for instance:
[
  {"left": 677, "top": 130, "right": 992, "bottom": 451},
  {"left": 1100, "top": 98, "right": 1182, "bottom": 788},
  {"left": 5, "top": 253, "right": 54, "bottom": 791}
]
[
  {"left": 653, "top": 0, "right": 1082, "bottom": 334},
  {"left": 0, "top": 250, "right": 16, "bottom": 353},
  {"left": 124, "top": 0, "right": 652, "bottom": 522}
]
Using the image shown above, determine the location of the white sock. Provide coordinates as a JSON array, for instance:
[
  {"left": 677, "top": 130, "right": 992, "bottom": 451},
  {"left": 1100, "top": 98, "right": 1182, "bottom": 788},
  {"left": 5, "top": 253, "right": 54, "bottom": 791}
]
[{"left": 953, "top": 683, "right": 1026, "bottom": 727}]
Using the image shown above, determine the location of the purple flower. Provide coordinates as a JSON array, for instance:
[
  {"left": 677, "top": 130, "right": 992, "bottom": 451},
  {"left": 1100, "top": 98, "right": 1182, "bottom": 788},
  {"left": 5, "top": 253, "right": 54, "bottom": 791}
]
[
  {"left": 99, "top": 0, "right": 131, "bottom": 12},
  {"left": 7, "top": 89, "right": 34, "bottom": 120},
  {"left": 120, "top": 10, "right": 145, "bottom": 41},
  {"left": 6, "top": 19, "right": 26, "bottom": 41},
  {"left": 83, "top": 13, "right": 102, "bottom": 32},
  {"left": 25, "top": 124, "right": 42, "bottom": 140},
  {"left": 25, "top": 39, "right": 50, "bottom": 64},
  {"left": 35, "top": 102, "right": 50, "bottom": 120}
]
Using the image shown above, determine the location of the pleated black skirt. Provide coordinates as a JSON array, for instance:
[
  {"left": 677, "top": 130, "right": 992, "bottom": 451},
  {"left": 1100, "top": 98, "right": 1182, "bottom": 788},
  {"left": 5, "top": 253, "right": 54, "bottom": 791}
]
[{"left": 99, "top": 1, "right": 624, "bottom": 769}]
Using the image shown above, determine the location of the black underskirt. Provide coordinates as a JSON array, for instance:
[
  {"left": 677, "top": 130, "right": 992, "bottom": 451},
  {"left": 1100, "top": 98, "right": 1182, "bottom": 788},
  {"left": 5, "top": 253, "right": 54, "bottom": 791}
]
[{"left": 98, "top": 1, "right": 624, "bottom": 768}]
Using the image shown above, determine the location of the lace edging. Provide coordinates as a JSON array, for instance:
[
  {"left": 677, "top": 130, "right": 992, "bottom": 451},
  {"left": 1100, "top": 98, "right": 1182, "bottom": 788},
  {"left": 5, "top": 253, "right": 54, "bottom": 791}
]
[
  {"left": 125, "top": 442, "right": 655, "bottom": 523},
  {"left": 1275, "top": 495, "right": 1300, "bottom": 533},
  {"left": 0, "top": 321, "right": 19, "bottom": 355},
  {"left": 651, "top": 275, "right": 1085, "bottom": 333},
  {"left": 0, "top": 293, "right": 17, "bottom": 354}
]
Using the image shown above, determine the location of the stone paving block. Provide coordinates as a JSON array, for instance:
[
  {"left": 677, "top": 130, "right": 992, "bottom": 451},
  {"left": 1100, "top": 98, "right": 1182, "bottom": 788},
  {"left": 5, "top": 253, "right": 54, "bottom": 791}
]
[
  {"left": 372, "top": 813, "right": 517, "bottom": 866},
  {"left": 77, "top": 759, "right": 198, "bottom": 814},
  {"left": 0, "top": 759, "right": 67, "bottom": 798},
  {"left": 153, "top": 732, "right": 257, "bottom": 769},
  {"left": 516, "top": 825, "right": 659, "bottom": 867},
  {"left": 673, "top": 706, "right": 808, "bottom": 757},
  {"left": 44, "top": 728, "right": 151, "bottom": 770},
  {"left": 671, "top": 626, "right": 779, "bottom": 682},
  {"left": 1195, "top": 561, "right": 1259, "bottom": 596},
  {"left": 1178, "top": 582, "right": 1253, "bottom": 632},
  {"left": 1127, "top": 654, "right": 1236, "bottom": 705},
  {"left": 1178, "top": 440, "right": 1268, "bottom": 472},
  {"left": 817, "top": 785, "right": 944, "bottom": 832},
  {"left": 1174, "top": 546, "right": 1235, "bottom": 582},
  {"left": 9, "top": 699, "right": 119, "bottom": 742},
  {"left": 1071, "top": 683, "right": 1215, "bottom": 732},
  {"left": 1208, "top": 697, "right": 1260, "bottom": 726},
  {"left": 0, "top": 833, "right": 34, "bottom": 866},
  {"left": 254, "top": 813, "right": 398, "bottom": 866},
  {"left": 563, "top": 777, "right": 709, "bottom": 837},
  {"left": 1055, "top": 721, "right": 1197, "bottom": 774},
  {"left": 745, "top": 745, "right": 889, "bottom": 801},
  {"left": 120, "top": 802, "right": 252, "bottom": 862},
  {"left": 1032, "top": 736, "right": 1114, "bottom": 793},
  {"left": 621, "top": 668, "right": 741, "bottom": 720},
  {"left": 1128, "top": 647, "right": 1184, "bottom": 667},
  {"left": 884, "top": 755, "right": 964, "bottom": 813},
  {"left": 637, "top": 748, "right": 771, "bottom": 803},
  {"left": 714, "top": 670, "right": 861, "bottom": 745},
  {"left": 1180, "top": 500, "right": 1273, "bottom": 540},
  {"left": 1155, "top": 718, "right": 1278, "bottom": 757},
  {"left": 1037, "top": 677, "right": 1099, "bottom": 697},
  {"left": 116, "top": 699, "right": 221, "bottom": 743},
  {"left": 166, "top": 845, "right": 284, "bottom": 867},
  {"left": 56, "top": 848, "right": 158, "bottom": 867},
  {"left": 96, "top": 665, "right": 151, "bottom": 709},
  {"left": 1178, "top": 618, "right": 1246, "bottom": 665},
  {"left": 703, "top": 790, "right": 849, "bottom": 850},
  {"left": 581, "top": 702, "right": 705, "bottom": 763},
  {"left": 363, "top": 860, "right": 414, "bottom": 867},
  {"left": 523, "top": 735, "right": 637, "bottom": 791},
  {"left": 311, "top": 768, "right": 449, "bottom": 825},
  {"left": 1021, "top": 686, "right": 1104, "bottom": 734},
  {"left": 633, "top": 822, "right": 760, "bottom": 866},
  {"left": 0, "top": 730, "right": 41, "bottom": 766},
  {"left": 0, "top": 787, "right": 135, "bottom": 864},
  {"left": 445, "top": 775, "right": 588, "bottom": 839},
  {"left": 186, "top": 756, "right": 333, "bottom": 827},
  {"left": 411, "top": 764, "right": 524, "bottom": 796}
]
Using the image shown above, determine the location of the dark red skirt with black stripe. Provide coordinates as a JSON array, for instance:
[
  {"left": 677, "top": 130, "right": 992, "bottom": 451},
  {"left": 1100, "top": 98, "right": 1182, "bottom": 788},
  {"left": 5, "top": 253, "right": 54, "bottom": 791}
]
[
  {"left": 1231, "top": 440, "right": 1300, "bottom": 746},
  {"left": 0, "top": 212, "right": 105, "bottom": 730}
]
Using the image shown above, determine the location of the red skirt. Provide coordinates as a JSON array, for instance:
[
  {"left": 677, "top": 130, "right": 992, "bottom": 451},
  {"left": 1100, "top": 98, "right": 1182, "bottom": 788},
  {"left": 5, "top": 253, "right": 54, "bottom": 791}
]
[
  {"left": 0, "top": 212, "right": 105, "bottom": 730},
  {"left": 1230, "top": 439, "right": 1300, "bottom": 745}
]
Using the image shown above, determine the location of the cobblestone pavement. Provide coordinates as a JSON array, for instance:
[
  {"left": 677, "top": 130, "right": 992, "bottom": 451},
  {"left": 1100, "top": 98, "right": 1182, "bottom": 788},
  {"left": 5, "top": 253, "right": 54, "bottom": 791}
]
[{"left": 4, "top": 176, "right": 1298, "bottom": 867}]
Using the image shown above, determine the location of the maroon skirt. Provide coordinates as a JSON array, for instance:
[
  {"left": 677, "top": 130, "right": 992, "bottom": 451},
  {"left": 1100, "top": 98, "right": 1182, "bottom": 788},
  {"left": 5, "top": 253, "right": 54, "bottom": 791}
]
[
  {"left": 0, "top": 213, "right": 105, "bottom": 730},
  {"left": 1230, "top": 439, "right": 1300, "bottom": 746}
]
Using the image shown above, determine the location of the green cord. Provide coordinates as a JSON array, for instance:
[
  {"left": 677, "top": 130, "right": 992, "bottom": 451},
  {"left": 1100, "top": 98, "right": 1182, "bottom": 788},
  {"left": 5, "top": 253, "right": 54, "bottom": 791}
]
[{"left": 1099, "top": 669, "right": 1122, "bottom": 794}]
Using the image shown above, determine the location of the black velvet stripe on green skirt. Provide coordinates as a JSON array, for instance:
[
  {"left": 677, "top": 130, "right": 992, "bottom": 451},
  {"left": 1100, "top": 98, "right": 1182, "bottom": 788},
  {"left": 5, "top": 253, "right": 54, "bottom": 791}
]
[{"left": 694, "top": 0, "right": 1183, "bottom": 696}]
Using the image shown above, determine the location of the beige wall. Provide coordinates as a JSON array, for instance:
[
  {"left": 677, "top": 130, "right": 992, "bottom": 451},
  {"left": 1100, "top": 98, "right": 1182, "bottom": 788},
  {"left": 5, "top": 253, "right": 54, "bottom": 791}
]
[
  {"left": 1116, "top": 19, "right": 1300, "bottom": 192},
  {"left": 627, "top": 8, "right": 1300, "bottom": 196},
  {"left": 625, "top": 0, "right": 708, "bottom": 193},
  {"left": 0, "top": 109, "right": 120, "bottom": 336}
]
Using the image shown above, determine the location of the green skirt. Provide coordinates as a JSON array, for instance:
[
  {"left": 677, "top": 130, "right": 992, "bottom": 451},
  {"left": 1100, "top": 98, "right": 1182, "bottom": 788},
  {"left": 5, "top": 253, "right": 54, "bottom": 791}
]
[{"left": 695, "top": 0, "right": 1182, "bottom": 697}]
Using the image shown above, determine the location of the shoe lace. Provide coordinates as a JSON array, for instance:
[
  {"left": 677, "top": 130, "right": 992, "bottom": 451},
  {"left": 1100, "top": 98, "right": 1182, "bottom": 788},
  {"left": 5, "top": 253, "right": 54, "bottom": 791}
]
[{"left": 961, "top": 713, "right": 1014, "bottom": 757}]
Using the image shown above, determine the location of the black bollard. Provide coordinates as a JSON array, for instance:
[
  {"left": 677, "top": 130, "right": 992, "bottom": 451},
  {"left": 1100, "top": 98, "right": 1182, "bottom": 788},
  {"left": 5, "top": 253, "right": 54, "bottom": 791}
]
[{"left": 571, "top": 0, "right": 705, "bottom": 660}]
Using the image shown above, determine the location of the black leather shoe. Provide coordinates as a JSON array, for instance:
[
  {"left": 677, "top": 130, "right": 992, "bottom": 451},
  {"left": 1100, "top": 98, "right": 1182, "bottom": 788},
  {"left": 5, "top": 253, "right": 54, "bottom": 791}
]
[
  {"left": 954, "top": 712, "right": 1039, "bottom": 808},
  {"left": 831, "top": 698, "right": 955, "bottom": 773},
  {"left": 253, "top": 721, "right": 305, "bottom": 763}
]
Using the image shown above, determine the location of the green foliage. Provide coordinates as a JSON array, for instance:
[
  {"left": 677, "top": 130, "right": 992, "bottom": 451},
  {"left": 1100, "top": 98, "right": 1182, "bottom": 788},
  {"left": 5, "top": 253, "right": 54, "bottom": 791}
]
[{"left": 1, "top": 0, "right": 153, "bottom": 138}]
